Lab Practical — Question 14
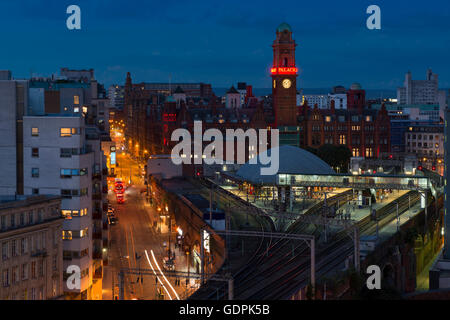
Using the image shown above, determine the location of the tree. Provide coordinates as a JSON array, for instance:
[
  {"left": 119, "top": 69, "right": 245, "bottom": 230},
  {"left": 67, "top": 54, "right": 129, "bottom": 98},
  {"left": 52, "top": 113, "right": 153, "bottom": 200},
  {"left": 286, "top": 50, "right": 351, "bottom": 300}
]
[{"left": 316, "top": 144, "right": 352, "bottom": 173}]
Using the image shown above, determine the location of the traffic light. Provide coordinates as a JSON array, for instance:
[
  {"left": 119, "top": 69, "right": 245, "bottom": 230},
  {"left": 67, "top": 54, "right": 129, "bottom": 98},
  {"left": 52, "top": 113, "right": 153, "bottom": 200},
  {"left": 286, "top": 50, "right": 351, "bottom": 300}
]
[
  {"left": 417, "top": 165, "right": 423, "bottom": 171},
  {"left": 432, "top": 165, "right": 436, "bottom": 171}
]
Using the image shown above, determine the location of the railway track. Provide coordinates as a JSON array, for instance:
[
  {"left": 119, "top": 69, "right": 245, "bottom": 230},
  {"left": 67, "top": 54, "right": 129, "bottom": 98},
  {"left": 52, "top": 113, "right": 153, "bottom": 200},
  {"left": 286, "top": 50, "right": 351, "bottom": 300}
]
[
  {"left": 190, "top": 182, "right": 352, "bottom": 300},
  {"left": 189, "top": 178, "right": 422, "bottom": 300},
  {"left": 246, "top": 191, "right": 421, "bottom": 300}
]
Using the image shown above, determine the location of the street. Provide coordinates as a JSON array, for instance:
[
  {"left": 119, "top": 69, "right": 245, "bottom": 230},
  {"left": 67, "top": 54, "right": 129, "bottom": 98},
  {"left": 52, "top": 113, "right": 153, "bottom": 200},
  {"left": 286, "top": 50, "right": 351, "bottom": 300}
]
[{"left": 103, "top": 149, "right": 197, "bottom": 300}]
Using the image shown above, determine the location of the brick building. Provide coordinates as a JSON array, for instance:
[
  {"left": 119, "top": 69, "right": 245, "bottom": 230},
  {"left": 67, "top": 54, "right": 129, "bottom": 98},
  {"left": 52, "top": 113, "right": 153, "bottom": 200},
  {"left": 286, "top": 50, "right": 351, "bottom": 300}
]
[{"left": 123, "top": 23, "right": 391, "bottom": 168}]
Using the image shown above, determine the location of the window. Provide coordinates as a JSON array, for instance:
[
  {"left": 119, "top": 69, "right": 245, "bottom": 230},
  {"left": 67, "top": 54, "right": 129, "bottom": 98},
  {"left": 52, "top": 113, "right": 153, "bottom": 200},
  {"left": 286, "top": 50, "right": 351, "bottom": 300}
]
[
  {"left": 1, "top": 216, "right": 6, "bottom": 231},
  {"left": 61, "top": 190, "right": 73, "bottom": 198},
  {"left": 31, "top": 262, "right": 36, "bottom": 279},
  {"left": 10, "top": 215, "right": 15, "bottom": 228},
  {"left": 20, "top": 213, "right": 25, "bottom": 226},
  {"left": 339, "top": 135, "right": 346, "bottom": 145},
  {"left": 80, "top": 228, "right": 88, "bottom": 238},
  {"left": 38, "top": 261, "right": 43, "bottom": 277},
  {"left": 74, "top": 96, "right": 80, "bottom": 105},
  {"left": 31, "top": 168, "right": 39, "bottom": 178},
  {"left": 2, "top": 242, "right": 8, "bottom": 260},
  {"left": 62, "top": 231, "right": 72, "bottom": 240},
  {"left": 31, "top": 128, "right": 39, "bottom": 137},
  {"left": 32, "top": 188, "right": 39, "bottom": 195},
  {"left": 60, "top": 148, "right": 72, "bottom": 158},
  {"left": 352, "top": 148, "right": 360, "bottom": 157},
  {"left": 21, "top": 264, "right": 28, "bottom": 281},
  {"left": 12, "top": 266, "right": 18, "bottom": 284},
  {"left": 60, "top": 128, "right": 72, "bottom": 137},
  {"left": 52, "top": 255, "right": 57, "bottom": 271},
  {"left": 60, "top": 169, "right": 72, "bottom": 178},
  {"left": 32, "top": 148, "right": 39, "bottom": 157},
  {"left": 28, "top": 212, "right": 34, "bottom": 224},
  {"left": 61, "top": 210, "right": 72, "bottom": 220},
  {"left": 20, "top": 238, "right": 27, "bottom": 255},
  {"left": 2, "top": 269, "right": 10, "bottom": 287},
  {"left": 11, "top": 240, "right": 17, "bottom": 257},
  {"left": 365, "top": 148, "right": 373, "bottom": 158}
]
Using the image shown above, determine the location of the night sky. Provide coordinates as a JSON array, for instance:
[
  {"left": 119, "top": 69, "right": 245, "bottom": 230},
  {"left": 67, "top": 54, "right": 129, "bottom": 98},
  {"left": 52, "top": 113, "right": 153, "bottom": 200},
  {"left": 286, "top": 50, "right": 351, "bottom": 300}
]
[{"left": 1, "top": 0, "right": 449, "bottom": 90}]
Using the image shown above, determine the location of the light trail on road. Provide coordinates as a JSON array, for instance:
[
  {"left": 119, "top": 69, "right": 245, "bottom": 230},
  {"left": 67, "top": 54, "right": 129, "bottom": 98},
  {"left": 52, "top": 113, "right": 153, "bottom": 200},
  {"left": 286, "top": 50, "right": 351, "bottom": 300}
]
[
  {"left": 144, "top": 250, "right": 173, "bottom": 300},
  {"left": 150, "top": 249, "right": 180, "bottom": 300}
]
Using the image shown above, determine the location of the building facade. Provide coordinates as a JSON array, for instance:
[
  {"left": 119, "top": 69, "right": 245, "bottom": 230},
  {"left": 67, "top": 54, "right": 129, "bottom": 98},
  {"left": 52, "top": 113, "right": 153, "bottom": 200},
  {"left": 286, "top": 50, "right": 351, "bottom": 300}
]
[
  {"left": 405, "top": 124, "right": 444, "bottom": 175},
  {"left": 0, "top": 195, "right": 64, "bottom": 300}
]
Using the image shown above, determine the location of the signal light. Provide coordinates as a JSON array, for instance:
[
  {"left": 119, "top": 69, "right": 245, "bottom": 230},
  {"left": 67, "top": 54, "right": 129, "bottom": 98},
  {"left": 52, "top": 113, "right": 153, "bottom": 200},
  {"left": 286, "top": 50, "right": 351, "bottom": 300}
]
[
  {"left": 432, "top": 165, "right": 436, "bottom": 171},
  {"left": 418, "top": 165, "right": 423, "bottom": 171}
]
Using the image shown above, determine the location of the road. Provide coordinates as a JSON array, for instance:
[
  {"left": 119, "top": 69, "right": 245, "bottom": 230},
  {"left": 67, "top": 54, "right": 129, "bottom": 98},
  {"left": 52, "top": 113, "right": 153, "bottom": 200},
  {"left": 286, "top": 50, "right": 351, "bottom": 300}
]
[{"left": 103, "top": 150, "right": 191, "bottom": 300}]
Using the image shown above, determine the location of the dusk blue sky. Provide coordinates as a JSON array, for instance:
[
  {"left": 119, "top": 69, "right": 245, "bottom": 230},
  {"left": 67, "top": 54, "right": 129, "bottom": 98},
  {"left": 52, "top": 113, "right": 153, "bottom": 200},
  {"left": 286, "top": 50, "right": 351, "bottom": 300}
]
[{"left": 1, "top": 0, "right": 449, "bottom": 90}]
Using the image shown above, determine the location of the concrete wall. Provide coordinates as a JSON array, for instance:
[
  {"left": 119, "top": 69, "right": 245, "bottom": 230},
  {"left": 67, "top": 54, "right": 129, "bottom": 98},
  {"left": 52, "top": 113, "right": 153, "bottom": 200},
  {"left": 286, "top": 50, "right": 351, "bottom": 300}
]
[{"left": 0, "top": 81, "right": 18, "bottom": 195}]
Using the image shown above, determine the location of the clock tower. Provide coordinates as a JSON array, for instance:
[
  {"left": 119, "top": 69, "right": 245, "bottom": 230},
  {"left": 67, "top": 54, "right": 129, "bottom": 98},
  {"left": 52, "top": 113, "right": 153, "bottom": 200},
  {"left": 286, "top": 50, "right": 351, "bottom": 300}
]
[{"left": 272, "top": 22, "right": 298, "bottom": 127}]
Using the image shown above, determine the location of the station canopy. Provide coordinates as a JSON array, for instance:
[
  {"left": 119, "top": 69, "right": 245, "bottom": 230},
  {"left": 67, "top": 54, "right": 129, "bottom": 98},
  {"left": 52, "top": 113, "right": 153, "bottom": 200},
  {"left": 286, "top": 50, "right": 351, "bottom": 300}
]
[{"left": 236, "top": 145, "right": 335, "bottom": 184}]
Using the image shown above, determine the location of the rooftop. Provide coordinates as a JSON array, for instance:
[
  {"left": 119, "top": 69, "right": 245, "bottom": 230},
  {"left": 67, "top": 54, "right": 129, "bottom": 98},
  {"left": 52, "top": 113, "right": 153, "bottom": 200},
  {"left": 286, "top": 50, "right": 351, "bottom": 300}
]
[{"left": 236, "top": 145, "right": 335, "bottom": 184}]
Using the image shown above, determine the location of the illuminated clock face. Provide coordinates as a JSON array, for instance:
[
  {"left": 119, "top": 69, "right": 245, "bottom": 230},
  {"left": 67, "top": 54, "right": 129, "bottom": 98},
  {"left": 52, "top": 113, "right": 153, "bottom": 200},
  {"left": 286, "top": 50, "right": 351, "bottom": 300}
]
[{"left": 282, "top": 79, "right": 291, "bottom": 89}]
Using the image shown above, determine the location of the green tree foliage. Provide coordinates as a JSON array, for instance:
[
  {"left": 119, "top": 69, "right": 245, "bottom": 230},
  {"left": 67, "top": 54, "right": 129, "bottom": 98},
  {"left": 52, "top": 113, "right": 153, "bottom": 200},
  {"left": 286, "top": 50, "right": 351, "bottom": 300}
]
[{"left": 316, "top": 144, "right": 352, "bottom": 173}]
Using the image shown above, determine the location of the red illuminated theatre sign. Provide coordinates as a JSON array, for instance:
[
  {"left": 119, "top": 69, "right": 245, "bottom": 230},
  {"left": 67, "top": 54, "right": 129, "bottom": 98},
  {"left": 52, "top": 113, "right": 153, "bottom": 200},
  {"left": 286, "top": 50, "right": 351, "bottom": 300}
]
[
  {"left": 270, "top": 67, "right": 298, "bottom": 75},
  {"left": 163, "top": 113, "right": 177, "bottom": 122}
]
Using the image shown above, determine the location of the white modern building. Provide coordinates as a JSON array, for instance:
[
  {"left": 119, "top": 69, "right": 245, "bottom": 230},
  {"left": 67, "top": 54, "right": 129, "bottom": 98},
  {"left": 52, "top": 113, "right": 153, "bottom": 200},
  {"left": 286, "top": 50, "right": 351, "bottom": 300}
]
[
  {"left": 397, "top": 69, "right": 447, "bottom": 119},
  {"left": 22, "top": 115, "right": 97, "bottom": 299},
  {"left": 303, "top": 94, "right": 328, "bottom": 109},
  {"left": 328, "top": 93, "right": 347, "bottom": 109}
]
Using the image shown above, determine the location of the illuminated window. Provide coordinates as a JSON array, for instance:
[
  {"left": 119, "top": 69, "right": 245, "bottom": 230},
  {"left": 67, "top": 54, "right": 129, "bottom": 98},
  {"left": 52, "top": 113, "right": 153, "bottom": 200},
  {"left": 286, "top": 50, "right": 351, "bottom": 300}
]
[
  {"left": 62, "top": 231, "right": 72, "bottom": 240},
  {"left": 339, "top": 135, "right": 346, "bottom": 145},
  {"left": 325, "top": 116, "right": 332, "bottom": 122},
  {"left": 61, "top": 210, "right": 72, "bottom": 220},
  {"left": 80, "top": 228, "right": 88, "bottom": 238},
  {"left": 82, "top": 106, "right": 88, "bottom": 113},
  {"left": 352, "top": 148, "right": 359, "bottom": 157},
  {"left": 365, "top": 148, "right": 373, "bottom": 158},
  {"left": 74, "top": 96, "right": 80, "bottom": 105},
  {"left": 60, "top": 128, "right": 72, "bottom": 137},
  {"left": 31, "top": 128, "right": 39, "bottom": 136}
]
